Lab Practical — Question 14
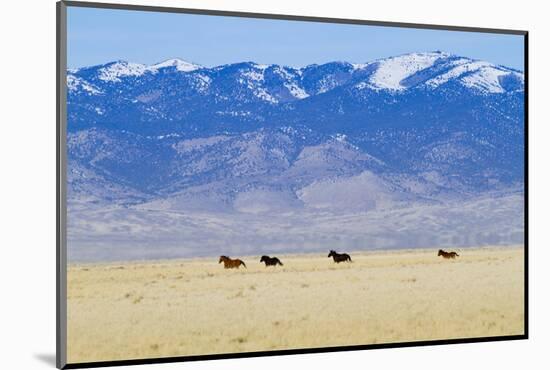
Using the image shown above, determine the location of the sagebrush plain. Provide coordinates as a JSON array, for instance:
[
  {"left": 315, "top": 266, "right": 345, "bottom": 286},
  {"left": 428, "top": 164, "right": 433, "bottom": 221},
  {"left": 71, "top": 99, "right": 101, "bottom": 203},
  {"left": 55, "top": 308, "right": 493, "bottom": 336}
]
[{"left": 67, "top": 246, "right": 524, "bottom": 363}]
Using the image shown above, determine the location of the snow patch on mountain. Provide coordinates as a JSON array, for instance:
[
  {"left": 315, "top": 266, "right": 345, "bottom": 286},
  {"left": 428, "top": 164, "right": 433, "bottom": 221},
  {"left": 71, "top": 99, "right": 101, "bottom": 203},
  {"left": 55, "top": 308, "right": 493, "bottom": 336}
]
[
  {"left": 461, "top": 67, "right": 516, "bottom": 94},
  {"left": 215, "top": 110, "right": 252, "bottom": 117},
  {"left": 317, "top": 75, "right": 342, "bottom": 94},
  {"left": 274, "top": 66, "right": 310, "bottom": 99},
  {"left": 255, "top": 88, "right": 278, "bottom": 103},
  {"left": 351, "top": 62, "right": 373, "bottom": 70},
  {"left": 98, "top": 61, "right": 149, "bottom": 82},
  {"left": 67, "top": 75, "right": 102, "bottom": 95},
  {"left": 424, "top": 59, "right": 482, "bottom": 86},
  {"left": 192, "top": 74, "right": 212, "bottom": 93},
  {"left": 236, "top": 66, "right": 279, "bottom": 103},
  {"left": 368, "top": 51, "right": 450, "bottom": 91},
  {"left": 242, "top": 69, "right": 265, "bottom": 82},
  {"left": 148, "top": 58, "right": 201, "bottom": 72},
  {"left": 354, "top": 81, "right": 369, "bottom": 90},
  {"left": 253, "top": 63, "right": 270, "bottom": 70},
  {"left": 286, "top": 82, "right": 309, "bottom": 99},
  {"left": 424, "top": 58, "right": 521, "bottom": 93}
]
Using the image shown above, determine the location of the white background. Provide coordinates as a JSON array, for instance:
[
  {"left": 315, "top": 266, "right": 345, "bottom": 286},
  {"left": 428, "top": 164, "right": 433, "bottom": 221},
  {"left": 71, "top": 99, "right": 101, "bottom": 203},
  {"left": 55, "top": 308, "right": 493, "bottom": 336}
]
[{"left": 0, "top": 0, "right": 548, "bottom": 369}]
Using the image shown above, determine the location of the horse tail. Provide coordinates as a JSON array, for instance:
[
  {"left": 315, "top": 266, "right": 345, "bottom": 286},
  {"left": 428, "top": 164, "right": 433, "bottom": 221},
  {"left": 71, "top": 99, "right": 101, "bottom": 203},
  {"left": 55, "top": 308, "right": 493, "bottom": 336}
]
[
  {"left": 241, "top": 260, "right": 247, "bottom": 268},
  {"left": 278, "top": 260, "right": 284, "bottom": 266}
]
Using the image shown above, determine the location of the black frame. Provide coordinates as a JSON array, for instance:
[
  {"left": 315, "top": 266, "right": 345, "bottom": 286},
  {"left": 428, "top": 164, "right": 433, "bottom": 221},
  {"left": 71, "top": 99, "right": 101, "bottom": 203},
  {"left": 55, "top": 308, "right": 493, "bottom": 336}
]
[{"left": 56, "top": 1, "right": 529, "bottom": 368}]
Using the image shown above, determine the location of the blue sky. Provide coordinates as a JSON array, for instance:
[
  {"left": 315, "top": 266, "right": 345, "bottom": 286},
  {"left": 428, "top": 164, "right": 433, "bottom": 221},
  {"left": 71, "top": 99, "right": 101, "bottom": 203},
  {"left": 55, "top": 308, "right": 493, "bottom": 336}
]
[{"left": 67, "top": 6, "right": 524, "bottom": 71}]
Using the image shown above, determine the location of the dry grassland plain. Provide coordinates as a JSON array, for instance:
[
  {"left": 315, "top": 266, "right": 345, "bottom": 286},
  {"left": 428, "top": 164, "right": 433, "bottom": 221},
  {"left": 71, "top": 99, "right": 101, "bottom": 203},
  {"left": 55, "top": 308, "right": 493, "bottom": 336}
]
[{"left": 67, "top": 246, "right": 524, "bottom": 363}]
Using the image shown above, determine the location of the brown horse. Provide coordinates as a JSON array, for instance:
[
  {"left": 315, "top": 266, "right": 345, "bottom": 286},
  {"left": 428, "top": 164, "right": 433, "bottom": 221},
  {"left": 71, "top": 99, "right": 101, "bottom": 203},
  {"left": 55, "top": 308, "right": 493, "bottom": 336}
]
[
  {"left": 328, "top": 250, "right": 352, "bottom": 263},
  {"left": 219, "top": 255, "right": 247, "bottom": 269},
  {"left": 438, "top": 249, "right": 459, "bottom": 259}
]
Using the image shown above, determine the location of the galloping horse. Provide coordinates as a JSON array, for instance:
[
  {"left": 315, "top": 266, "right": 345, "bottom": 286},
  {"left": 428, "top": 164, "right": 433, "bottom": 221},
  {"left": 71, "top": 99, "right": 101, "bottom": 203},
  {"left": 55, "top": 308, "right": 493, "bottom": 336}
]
[
  {"left": 260, "top": 255, "right": 284, "bottom": 266},
  {"left": 328, "top": 250, "right": 352, "bottom": 263},
  {"left": 219, "top": 255, "right": 247, "bottom": 269},
  {"left": 438, "top": 249, "right": 459, "bottom": 259}
]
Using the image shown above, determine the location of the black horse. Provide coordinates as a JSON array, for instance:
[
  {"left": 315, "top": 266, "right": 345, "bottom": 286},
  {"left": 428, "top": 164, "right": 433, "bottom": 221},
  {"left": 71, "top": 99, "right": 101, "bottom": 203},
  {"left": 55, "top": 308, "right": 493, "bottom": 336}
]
[
  {"left": 438, "top": 249, "right": 459, "bottom": 259},
  {"left": 260, "top": 255, "right": 284, "bottom": 266},
  {"left": 328, "top": 250, "right": 352, "bottom": 263}
]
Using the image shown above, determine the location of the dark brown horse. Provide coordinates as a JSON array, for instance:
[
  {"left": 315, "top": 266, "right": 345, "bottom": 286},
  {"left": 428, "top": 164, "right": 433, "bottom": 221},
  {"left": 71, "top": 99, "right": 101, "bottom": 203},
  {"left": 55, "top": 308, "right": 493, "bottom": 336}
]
[
  {"left": 219, "top": 255, "right": 247, "bottom": 269},
  {"left": 438, "top": 249, "right": 459, "bottom": 259},
  {"left": 260, "top": 255, "right": 283, "bottom": 266},
  {"left": 328, "top": 250, "right": 352, "bottom": 263}
]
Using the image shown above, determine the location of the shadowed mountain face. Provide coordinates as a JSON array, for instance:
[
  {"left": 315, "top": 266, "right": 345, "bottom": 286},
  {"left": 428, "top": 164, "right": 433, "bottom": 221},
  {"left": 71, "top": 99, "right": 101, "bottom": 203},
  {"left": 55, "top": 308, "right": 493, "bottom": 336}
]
[{"left": 66, "top": 52, "right": 525, "bottom": 261}]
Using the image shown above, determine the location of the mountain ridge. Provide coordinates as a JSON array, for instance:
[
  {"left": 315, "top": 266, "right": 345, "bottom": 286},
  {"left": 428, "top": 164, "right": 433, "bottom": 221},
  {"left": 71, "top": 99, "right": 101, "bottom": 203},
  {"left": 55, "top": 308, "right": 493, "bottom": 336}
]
[
  {"left": 67, "top": 51, "right": 524, "bottom": 96},
  {"left": 65, "top": 51, "right": 525, "bottom": 259},
  {"left": 67, "top": 50, "right": 524, "bottom": 202}
]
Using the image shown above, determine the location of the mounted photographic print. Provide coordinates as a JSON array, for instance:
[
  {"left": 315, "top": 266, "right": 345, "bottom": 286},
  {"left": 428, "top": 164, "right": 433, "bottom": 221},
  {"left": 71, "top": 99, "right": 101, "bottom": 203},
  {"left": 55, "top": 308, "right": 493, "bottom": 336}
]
[{"left": 56, "top": 1, "right": 527, "bottom": 368}]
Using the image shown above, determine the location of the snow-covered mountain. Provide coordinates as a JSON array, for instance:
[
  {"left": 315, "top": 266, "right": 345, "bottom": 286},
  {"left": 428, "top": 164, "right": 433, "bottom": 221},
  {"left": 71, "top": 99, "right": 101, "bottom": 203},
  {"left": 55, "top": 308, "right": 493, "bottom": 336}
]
[{"left": 66, "top": 51, "right": 525, "bottom": 261}]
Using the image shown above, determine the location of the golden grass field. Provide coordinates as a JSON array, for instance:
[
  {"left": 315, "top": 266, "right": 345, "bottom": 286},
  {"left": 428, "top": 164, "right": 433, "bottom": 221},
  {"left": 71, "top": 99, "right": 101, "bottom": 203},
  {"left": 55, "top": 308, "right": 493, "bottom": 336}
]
[{"left": 67, "top": 246, "right": 524, "bottom": 364}]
